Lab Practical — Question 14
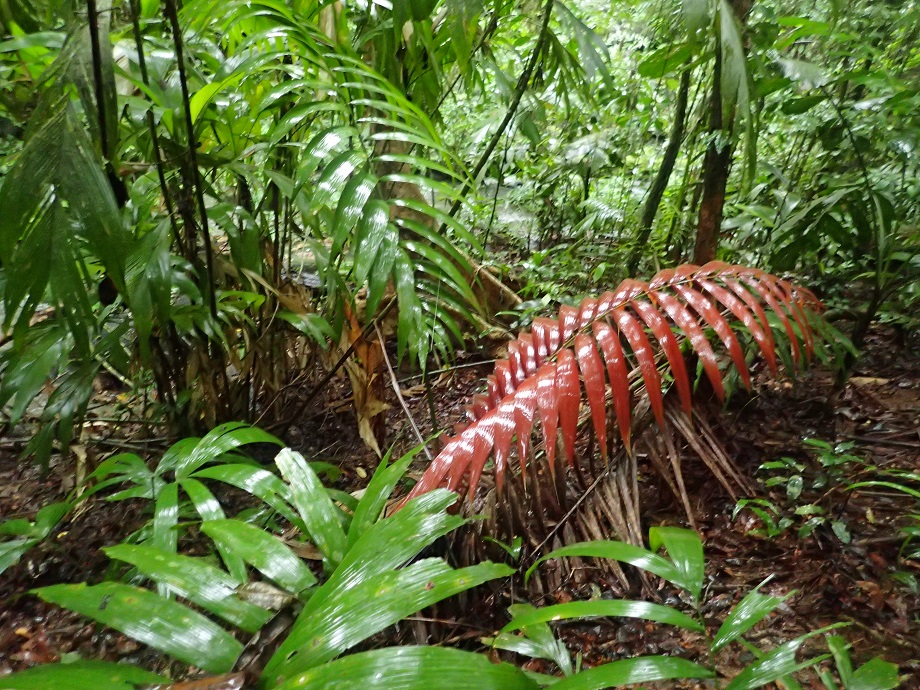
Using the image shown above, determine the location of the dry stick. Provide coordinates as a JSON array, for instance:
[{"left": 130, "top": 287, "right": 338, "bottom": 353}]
[{"left": 375, "top": 323, "right": 434, "bottom": 463}]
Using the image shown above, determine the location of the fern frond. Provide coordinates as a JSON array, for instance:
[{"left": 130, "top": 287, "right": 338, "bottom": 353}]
[{"left": 401, "top": 262, "right": 825, "bottom": 507}]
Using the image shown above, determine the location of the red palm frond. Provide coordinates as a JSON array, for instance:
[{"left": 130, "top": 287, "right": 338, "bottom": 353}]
[{"left": 401, "top": 262, "right": 824, "bottom": 509}]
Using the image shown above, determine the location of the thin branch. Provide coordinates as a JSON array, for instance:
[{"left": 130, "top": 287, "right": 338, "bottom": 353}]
[
  {"left": 375, "top": 323, "right": 433, "bottom": 462},
  {"left": 164, "top": 0, "right": 218, "bottom": 318},
  {"left": 272, "top": 297, "right": 399, "bottom": 436},
  {"left": 445, "top": 0, "right": 555, "bottom": 221},
  {"left": 85, "top": 0, "right": 110, "bottom": 163},
  {"left": 129, "top": 0, "right": 181, "bottom": 248}
]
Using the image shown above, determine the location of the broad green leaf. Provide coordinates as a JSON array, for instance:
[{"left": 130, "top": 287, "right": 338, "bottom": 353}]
[
  {"left": 179, "top": 478, "right": 247, "bottom": 583},
  {"left": 826, "top": 635, "right": 852, "bottom": 685},
  {"left": 313, "top": 150, "right": 367, "bottom": 211},
  {"left": 781, "top": 94, "right": 826, "bottom": 115},
  {"left": 526, "top": 541, "right": 682, "bottom": 589},
  {"left": 331, "top": 169, "right": 377, "bottom": 261},
  {"left": 192, "top": 464, "right": 306, "bottom": 532},
  {"left": 849, "top": 481, "right": 920, "bottom": 501},
  {"left": 637, "top": 43, "right": 692, "bottom": 78},
  {"left": 263, "top": 559, "right": 514, "bottom": 684},
  {"left": 719, "top": 0, "right": 750, "bottom": 122},
  {"left": 394, "top": 250, "right": 425, "bottom": 362},
  {"left": 0, "top": 660, "right": 167, "bottom": 689},
  {"left": 0, "top": 101, "right": 128, "bottom": 345},
  {"left": 403, "top": 239, "right": 478, "bottom": 305},
  {"left": 190, "top": 80, "right": 229, "bottom": 123},
  {"left": 849, "top": 657, "right": 900, "bottom": 690},
  {"left": 491, "top": 603, "right": 572, "bottom": 675},
  {"left": 649, "top": 527, "right": 704, "bottom": 604},
  {"left": 724, "top": 627, "right": 841, "bottom": 690},
  {"left": 82, "top": 452, "right": 161, "bottom": 501},
  {"left": 0, "top": 502, "right": 71, "bottom": 537},
  {"left": 275, "top": 646, "right": 539, "bottom": 690},
  {"left": 712, "top": 581, "right": 785, "bottom": 652},
  {"left": 104, "top": 544, "right": 272, "bottom": 632},
  {"left": 774, "top": 57, "right": 829, "bottom": 88},
  {"left": 34, "top": 583, "right": 242, "bottom": 674},
  {"left": 291, "top": 490, "right": 464, "bottom": 639},
  {"left": 275, "top": 449, "right": 347, "bottom": 567},
  {"left": 502, "top": 600, "right": 703, "bottom": 633},
  {"left": 353, "top": 200, "right": 393, "bottom": 287},
  {"left": 365, "top": 220, "right": 399, "bottom": 319},
  {"left": 0, "top": 502, "right": 71, "bottom": 576},
  {"left": 0, "top": 31, "right": 65, "bottom": 52},
  {"left": 164, "top": 422, "right": 282, "bottom": 478},
  {"left": 681, "top": 0, "right": 710, "bottom": 46},
  {"left": 0, "top": 539, "right": 40, "bottom": 576},
  {"left": 0, "top": 327, "right": 69, "bottom": 425},
  {"left": 201, "top": 519, "right": 317, "bottom": 595},
  {"left": 152, "top": 481, "right": 179, "bottom": 579},
  {"left": 551, "top": 656, "right": 715, "bottom": 689},
  {"left": 346, "top": 444, "right": 421, "bottom": 549}
]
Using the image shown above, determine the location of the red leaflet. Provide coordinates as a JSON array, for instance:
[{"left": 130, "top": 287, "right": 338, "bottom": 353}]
[
  {"left": 512, "top": 378, "right": 539, "bottom": 486},
  {"left": 577, "top": 297, "right": 599, "bottom": 327},
  {"left": 495, "top": 360, "right": 516, "bottom": 399},
  {"left": 532, "top": 317, "right": 560, "bottom": 361},
  {"left": 738, "top": 273, "right": 802, "bottom": 364},
  {"left": 395, "top": 263, "right": 827, "bottom": 511},
  {"left": 653, "top": 290, "right": 726, "bottom": 402},
  {"left": 559, "top": 304, "right": 579, "bottom": 343},
  {"left": 491, "top": 401, "right": 517, "bottom": 496},
  {"left": 556, "top": 349, "right": 581, "bottom": 466},
  {"left": 575, "top": 333, "right": 609, "bottom": 461},
  {"left": 630, "top": 298, "right": 692, "bottom": 414},
  {"left": 613, "top": 306, "right": 664, "bottom": 425},
  {"left": 697, "top": 277, "right": 778, "bottom": 374},
  {"left": 671, "top": 283, "right": 751, "bottom": 391},
  {"left": 718, "top": 275, "right": 776, "bottom": 353},
  {"left": 535, "top": 364, "right": 560, "bottom": 479},
  {"left": 593, "top": 321, "right": 633, "bottom": 452},
  {"left": 508, "top": 340, "right": 527, "bottom": 386}
]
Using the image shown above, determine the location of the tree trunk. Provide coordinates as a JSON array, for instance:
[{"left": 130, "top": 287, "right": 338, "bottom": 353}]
[
  {"left": 693, "top": 44, "right": 732, "bottom": 264},
  {"left": 628, "top": 67, "right": 691, "bottom": 274},
  {"left": 692, "top": 0, "right": 751, "bottom": 265}
]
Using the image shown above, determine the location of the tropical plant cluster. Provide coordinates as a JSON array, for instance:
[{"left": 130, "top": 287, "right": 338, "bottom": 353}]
[{"left": 1, "top": 0, "right": 918, "bottom": 687}]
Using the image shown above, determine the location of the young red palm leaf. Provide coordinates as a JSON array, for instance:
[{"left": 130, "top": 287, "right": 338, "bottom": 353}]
[{"left": 400, "top": 262, "right": 824, "bottom": 510}]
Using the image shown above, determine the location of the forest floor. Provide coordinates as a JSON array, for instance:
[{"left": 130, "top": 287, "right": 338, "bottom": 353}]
[{"left": 1, "top": 325, "right": 919, "bottom": 688}]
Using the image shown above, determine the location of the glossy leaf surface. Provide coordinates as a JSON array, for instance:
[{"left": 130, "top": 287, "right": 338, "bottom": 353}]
[
  {"left": 0, "top": 660, "right": 168, "bottom": 689},
  {"left": 34, "top": 583, "right": 243, "bottom": 674},
  {"left": 274, "top": 646, "right": 539, "bottom": 690}
]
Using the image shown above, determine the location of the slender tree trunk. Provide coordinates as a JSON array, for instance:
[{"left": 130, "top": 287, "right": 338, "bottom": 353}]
[
  {"left": 693, "top": 45, "right": 732, "bottom": 265},
  {"left": 628, "top": 67, "right": 691, "bottom": 274},
  {"left": 692, "top": 0, "right": 751, "bottom": 265}
]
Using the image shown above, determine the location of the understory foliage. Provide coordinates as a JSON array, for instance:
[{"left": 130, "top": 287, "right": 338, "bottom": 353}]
[
  {"left": 1, "top": 0, "right": 917, "bottom": 687},
  {"left": 0, "top": 441, "right": 902, "bottom": 689}
]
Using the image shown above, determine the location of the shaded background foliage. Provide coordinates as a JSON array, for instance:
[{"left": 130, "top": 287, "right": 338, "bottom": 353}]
[{"left": 1, "top": 0, "right": 917, "bottom": 462}]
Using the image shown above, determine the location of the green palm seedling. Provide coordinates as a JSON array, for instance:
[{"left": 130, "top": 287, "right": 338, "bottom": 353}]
[{"left": 1, "top": 445, "right": 515, "bottom": 688}]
